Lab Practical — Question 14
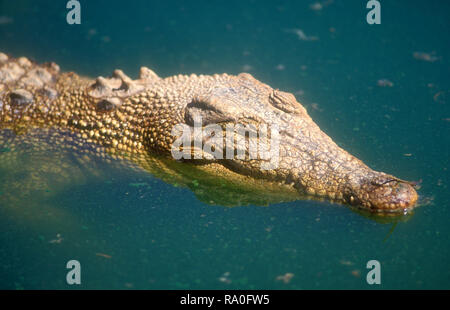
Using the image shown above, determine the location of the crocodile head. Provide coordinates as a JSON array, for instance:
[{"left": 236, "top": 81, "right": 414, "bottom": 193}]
[
  {"left": 0, "top": 53, "right": 418, "bottom": 215},
  {"left": 174, "top": 73, "right": 418, "bottom": 213}
]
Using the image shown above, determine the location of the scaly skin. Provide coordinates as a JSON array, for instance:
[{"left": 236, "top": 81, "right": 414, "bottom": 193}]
[{"left": 0, "top": 52, "right": 418, "bottom": 213}]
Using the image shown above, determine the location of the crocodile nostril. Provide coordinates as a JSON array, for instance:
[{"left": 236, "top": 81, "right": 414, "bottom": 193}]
[
  {"left": 393, "top": 182, "right": 418, "bottom": 208},
  {"left": 369, "top": 181, "right": 418, "bottom": 211}
]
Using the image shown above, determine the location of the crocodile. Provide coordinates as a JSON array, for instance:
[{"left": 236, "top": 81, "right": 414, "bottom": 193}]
[{"left": 0, "top": 52, "right": 418, "bottom": 213}]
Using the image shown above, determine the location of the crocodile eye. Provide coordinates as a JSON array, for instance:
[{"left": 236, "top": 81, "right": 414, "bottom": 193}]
[
  {"left": 268, "top": 89, "right": 306, "bottom": 115},
  {"left": 184, "top": 95, "right": 237, "bottom": 126}
]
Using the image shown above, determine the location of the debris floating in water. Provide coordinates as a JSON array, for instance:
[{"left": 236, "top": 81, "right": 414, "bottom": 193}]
[
  {"left": 351, "top": 270, "right": 361, "bottom": 278},
  {"left": 96, "top": 253, "right": 112, "bottom": 259},
  {"left": 218, "top": 272, "right": 232, "bottom": 284},
  {"left": 339, "top": 259, "right": 354, "bottom": 266},
  {"left": 310, "top": 2, "right": 323, "bottom": 11},
  {"left": 413, "top": 51, "right": 440, "bottom": 62},
  {"left": 0, "top": 16, "right": 13, "bottom": 25},
  {"left": 377, "top": 79, "right": 394, "bottom": 87},
  {"left": 242, "top": 64, "right": 253, "bottom": 72},
  {"left": 48, "top": 233, "right": 63, "bottom": 244},
  {"left": 275, "top": 272, "right": 294, "bottom": 284},
  {"left": 310, "top": 103, "right": 323, "bottom": 112},
  {"left": 433, "top": 91, "right": 448, "bottom": 104},
  {"left": 285, "top": 28, "right": 319, "bottom": 41},
  {"left": 294, "top": 89, "right": 305, "bottom": 96},
  {"left": 86, "top": 28, "right": 97, "bottom": 40},
  {"left": 309, "top": 0, "right": 334, "bottom": 11}
]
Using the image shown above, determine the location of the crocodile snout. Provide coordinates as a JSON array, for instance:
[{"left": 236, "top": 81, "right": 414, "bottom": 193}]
[{"left": 353, "top": 176, "right": 418, "bottom": 212}]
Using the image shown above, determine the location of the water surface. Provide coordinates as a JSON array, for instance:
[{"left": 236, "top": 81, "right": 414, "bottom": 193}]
[{"left": 0, "top": 0, "right": 449, "bottom": 289}]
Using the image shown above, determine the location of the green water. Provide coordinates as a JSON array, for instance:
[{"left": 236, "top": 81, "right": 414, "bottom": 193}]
[{"left": 0, "top": 0, "right": 449, "bottom": 289}]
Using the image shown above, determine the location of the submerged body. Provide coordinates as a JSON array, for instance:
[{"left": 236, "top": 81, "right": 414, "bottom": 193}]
[{"left": 0, "top": 52, "right": 418, "bottom": 212}]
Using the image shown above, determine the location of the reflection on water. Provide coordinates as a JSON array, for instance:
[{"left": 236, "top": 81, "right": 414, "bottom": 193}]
[
  {"left": 0, "top": 126, "right": 416, "bottom": 290},
  {"left": 0, "top": 127, "right": 413, "bottom": 222}
]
